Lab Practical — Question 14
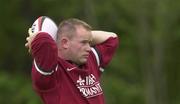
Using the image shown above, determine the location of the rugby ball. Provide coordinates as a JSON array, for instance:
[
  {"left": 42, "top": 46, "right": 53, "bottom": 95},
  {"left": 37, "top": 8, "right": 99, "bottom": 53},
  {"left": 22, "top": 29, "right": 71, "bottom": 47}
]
[{"left": 30, "top": 16, "right": 58, "bottom": 41}]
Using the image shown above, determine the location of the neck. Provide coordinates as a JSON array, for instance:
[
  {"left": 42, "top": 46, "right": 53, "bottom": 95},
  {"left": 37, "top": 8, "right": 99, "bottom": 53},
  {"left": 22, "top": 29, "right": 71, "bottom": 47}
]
[
  {"left": 58, "top": 48, "right": 83, "bottom": 66},
  {"left": 58, "top": 48, "right": 69, "bottom": 60}
]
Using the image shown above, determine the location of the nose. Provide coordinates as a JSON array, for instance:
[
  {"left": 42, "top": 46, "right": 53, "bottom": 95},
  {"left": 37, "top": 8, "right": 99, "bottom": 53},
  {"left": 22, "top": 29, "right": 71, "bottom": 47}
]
[{"left": 86, "top": 43, "right": 91, "bottom": 52}]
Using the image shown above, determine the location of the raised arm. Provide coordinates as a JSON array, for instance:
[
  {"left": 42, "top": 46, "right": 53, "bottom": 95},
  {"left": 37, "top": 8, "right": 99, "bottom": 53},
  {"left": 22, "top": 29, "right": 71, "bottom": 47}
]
[
  {"left": 91, "top": 30, "right": 117, "bottom": 46},
  {"left": 25, "top": 28, "right": 58, "bottom": 90},
  {"left": 90, "top": 30, "right": 119, "bottom": 69}
]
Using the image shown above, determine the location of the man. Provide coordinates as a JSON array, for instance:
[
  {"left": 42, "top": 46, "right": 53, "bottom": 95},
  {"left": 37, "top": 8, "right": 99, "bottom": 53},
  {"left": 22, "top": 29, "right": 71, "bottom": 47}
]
[{"left": 25, "top": 18, "right": 119, "bottom": 104}]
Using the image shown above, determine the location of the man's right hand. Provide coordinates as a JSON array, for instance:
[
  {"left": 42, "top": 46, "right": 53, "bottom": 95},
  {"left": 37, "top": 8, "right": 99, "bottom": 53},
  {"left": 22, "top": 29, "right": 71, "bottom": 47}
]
[{"left": 25, "top": 28, "right": 38, "bottom": 53}]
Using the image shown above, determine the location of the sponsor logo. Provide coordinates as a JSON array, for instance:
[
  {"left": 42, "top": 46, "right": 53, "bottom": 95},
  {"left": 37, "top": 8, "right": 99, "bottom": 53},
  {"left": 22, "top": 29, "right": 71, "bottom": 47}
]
[{"left": 76, "top": 74, "right": 103, "bottom": 98}]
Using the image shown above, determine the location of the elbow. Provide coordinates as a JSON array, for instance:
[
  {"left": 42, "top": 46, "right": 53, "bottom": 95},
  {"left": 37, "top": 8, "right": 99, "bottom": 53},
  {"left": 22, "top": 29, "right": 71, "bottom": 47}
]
[
  {"left": 112, "top": 33, "right": 118, "bottom": 38},
  {"left": 111, "top": 34, "right": 119, "bottom": 47},
  {"left": 109, "top": 32, "right": 118, "bottom": 38}
]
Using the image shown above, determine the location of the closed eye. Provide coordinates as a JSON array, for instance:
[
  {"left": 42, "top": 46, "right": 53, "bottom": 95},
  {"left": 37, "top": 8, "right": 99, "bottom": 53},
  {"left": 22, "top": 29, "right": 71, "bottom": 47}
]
[{"left": 81, "top": 40, "right": 91, "bottom": 44}]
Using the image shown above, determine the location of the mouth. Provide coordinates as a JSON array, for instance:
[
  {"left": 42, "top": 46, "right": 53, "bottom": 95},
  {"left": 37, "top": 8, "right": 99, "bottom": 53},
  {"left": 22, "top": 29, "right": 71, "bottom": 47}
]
[{"left": 83, "top": 54, "right": 89, "bottom": 58}]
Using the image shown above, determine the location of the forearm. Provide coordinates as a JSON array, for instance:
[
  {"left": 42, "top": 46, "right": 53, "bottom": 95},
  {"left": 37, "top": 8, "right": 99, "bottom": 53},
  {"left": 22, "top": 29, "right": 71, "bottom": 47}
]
[
  {"left": 31, "top": 33, "right": 58, "bottom": 71},
  {"left": 91, "top": 31, "right": 117, "bottom": 45}
]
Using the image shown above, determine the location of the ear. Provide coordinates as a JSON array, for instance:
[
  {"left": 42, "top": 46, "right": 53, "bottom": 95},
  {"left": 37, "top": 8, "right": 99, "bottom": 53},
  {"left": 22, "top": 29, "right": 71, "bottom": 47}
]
[{"left": 61, "top": 37, "right": 69, "bottom": 49}]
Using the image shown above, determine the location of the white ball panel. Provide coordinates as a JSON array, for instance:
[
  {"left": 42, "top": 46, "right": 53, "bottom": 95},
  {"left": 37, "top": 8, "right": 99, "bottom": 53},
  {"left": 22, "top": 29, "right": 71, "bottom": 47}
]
[{"left": 31, "top": 16, "right": 58, "bottom": 41}]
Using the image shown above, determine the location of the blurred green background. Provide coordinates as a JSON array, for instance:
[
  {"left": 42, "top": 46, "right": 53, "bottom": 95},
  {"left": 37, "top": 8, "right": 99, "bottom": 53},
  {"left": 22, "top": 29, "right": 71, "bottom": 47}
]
[{"left": 0, "top": 0, "right": 180, "bottom": 104}]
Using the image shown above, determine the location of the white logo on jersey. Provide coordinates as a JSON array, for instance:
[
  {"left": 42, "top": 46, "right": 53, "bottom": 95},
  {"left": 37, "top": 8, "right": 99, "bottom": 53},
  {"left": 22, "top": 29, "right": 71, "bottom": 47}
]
[
  {"left": 76, "top": 74, "right": 103, "bottom": 98},
  {"left": 67, "top": 67, "right": 76, "bottom": 71}
]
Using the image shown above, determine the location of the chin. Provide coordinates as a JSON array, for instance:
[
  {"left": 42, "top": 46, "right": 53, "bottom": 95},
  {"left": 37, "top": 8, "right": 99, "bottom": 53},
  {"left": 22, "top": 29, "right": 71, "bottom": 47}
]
[{"left": 79, "top": 59, "right": 87, "bottom": 65}]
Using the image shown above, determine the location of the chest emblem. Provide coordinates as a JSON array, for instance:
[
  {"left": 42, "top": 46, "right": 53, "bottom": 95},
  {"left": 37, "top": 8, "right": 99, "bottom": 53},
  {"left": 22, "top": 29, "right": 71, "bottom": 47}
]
[{"left": 76, "top": 74, "right": 103, "bottom": 98}]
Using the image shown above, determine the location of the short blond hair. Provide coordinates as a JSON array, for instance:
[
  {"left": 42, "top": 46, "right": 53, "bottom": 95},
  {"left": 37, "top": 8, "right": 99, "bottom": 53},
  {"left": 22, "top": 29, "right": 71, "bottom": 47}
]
[{"left": 57, "top": 18, "right": 92, "bottom": 40}]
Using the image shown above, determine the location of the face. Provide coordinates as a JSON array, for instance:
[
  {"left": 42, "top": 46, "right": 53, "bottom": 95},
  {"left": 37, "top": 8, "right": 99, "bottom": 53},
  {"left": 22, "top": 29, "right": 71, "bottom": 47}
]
[{"left": 68, "top": 26, "right": 92, "bottom": 65}]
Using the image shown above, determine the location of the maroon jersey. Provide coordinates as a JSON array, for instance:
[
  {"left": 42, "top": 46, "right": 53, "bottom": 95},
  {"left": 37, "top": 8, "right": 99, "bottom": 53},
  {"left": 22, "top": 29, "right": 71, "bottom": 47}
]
[{"left": 31, "top": 32, "right": 119, "bottom": 104}]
